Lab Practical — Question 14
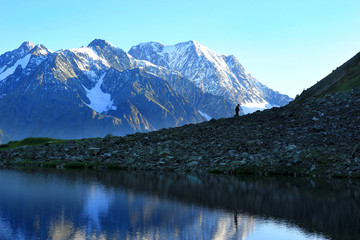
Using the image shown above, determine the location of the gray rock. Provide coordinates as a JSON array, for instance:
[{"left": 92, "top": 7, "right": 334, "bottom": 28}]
[
  {"left": 229, "top": 160, "right": 247, "bottom": 166},
  {"left": 158, "top": 149, "right": 171, "bottom": 157},
  {"left": 126, "top": 158, "right": 135, "bottom": 164},
  {"left": 163, "top": 156, "right": 175, "bottom": 161},
  {"left": 189, "top": 156, "right": 203, "bottom": 161},
  {"left": 246, "top": 140, "right": 257, "bottom": 146},
  {"left": 88, "top": 147, "right": 101, "bottom": 155},
  {"left": 285, "top": 145, "right": 296, "bottom": 151},
  {"left": 311, "top": 164, "right": 316, "bottom": 172},
  {"left": 230, "top": 161, "right": 242, "bottom": 166},
  {"left": 241, "top": 152, "right": 249, "bottom": 158},
  {"left": 187, "top": 161, "right": 199, "bottom": 167}
]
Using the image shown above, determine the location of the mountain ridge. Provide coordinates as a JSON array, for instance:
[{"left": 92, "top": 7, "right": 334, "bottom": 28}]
[
  {"left": 129, "top": 40, "right": 292, "bottom": 113},
  {"left": 0, "top": 39, "right": 292, "bottom": 142}
]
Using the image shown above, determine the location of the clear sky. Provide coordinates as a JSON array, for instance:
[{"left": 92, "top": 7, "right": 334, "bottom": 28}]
[{"left": 1, "top": 0, "right": 359, "bottom": 97}]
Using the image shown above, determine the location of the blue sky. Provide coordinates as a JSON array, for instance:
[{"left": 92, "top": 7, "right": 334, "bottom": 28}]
[{"left": 1, "top": 0, "right": 359, "bottom": 97}]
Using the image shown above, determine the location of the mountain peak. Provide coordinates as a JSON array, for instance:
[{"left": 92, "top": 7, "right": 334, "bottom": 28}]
[
  {"left": 181, "top": 40, "right": 206, "bottom": 48},
  {"left": 183, "top": 40, "right": 199, "bottom": 46},
  {"left": 174, "top": 40, "right": 216, "bottom": 58},
  {"left": 19, "top": 41, "right": 35, "bottom": 53},
  {"left": 143, "top": 41, "right": 164, "bottom": 47},
  {"left": 129, "top": 40, "right": 292, "bottom": 111},
  {"left": 88, "top": 39, "right": 115, "bottom": 49},
  {"left": 130, "top": 41, "right": 164, "bottom": 52},
  {"left": 31, "top": 44, "right": 51, "bottom": 56},
  {"left": 129, "top": 40, "right": 205, "bottom": 54}
]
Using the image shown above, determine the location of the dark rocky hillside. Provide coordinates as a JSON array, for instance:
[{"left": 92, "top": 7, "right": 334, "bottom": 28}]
[
  {"left": 294, "top": 51, "right": 360, "bottom": 103},
  {"left": 1, "top": 88, "right": 360, "bottom": 178}
]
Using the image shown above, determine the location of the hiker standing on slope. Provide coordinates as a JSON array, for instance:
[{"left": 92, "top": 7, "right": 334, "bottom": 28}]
[{"left": 234, "top": 104, "right": 240, "bottom": 117}]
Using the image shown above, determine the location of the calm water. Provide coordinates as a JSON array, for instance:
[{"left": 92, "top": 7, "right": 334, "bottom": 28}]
[{"left": 0, "top": 169, "right": 359, "bottom": 240}]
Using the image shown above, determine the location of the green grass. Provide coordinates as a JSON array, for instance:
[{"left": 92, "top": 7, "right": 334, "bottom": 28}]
[
  {"left": 294, "top": 60, "right": 360, "bottom": 103},
  {"left": 1, "top": 137, "right": 68, "bottom": 150},
  {"left": 42, "top": 161, "right": 60, "bottom": 168},
  {"left": 208, "top": 169, "right": 223, "bottom": 174},
  {"left": 318, "top": 66, "right": 360, "bottom": 97},
  {"left": 107, "top": 164, "right": 127, "bottom": 170}
]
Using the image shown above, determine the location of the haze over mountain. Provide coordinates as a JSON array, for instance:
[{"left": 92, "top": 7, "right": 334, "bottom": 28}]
[{"left": 0, "top": 40, "right": 291, "bottom": 143}]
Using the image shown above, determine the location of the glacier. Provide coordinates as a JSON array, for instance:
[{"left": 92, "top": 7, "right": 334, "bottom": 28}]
[
  {"left": 241, "top": 100, "right": 273, "bottom": 114},
  {"left": 84, "top": 74, "right": 117, "bottom": 113},
  {"left": 198, "top": 110, "right": 212, "bottom": 121},
  {"left": 0, "top": 54, "right": 31, "bottom": 81},
  {"left": 70, "top": 46, "right": 110, "bottom": 70}
]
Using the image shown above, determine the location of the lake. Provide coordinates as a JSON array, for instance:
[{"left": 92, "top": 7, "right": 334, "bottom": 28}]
[{"left": 0, "top": 169, "right": 359, "bottom": 240}]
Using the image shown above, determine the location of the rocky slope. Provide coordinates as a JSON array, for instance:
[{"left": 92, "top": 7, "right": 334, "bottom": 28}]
[{"left": 1, "top": 88, "right": 359, "bottom": 178}]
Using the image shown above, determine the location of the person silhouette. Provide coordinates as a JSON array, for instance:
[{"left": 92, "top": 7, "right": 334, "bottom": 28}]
[{"left": 234, "top": 104, "right": 240, "bottom": 117}]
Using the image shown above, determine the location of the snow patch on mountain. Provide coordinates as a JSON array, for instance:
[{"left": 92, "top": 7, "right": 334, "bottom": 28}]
[
  {"left": 0, "top": 54, "right": 31, "bottom": 81},
  {"left": 70, "top": 47, "right": 110, "bottom": 68},
  {"left": 84, "top": 70, "right": 98, "bottom": 81},
  {"left": 241, "top": 99, "right": 272, "bottom": 114},
  {"left": 136, "top": 59, "right": 158, "bottom": 69},
  {"left": 198, "top": 110, "right": 211, "bottom": 121},
  {"left": 37, "top": 47, "right": 51, "bottom": 55},
  {"left": 161, "top": 45, "right": 176, "bottom": 57},
  {"left": 160, "top": 41, "right": 237, "bottom": 85},
  {"left": 84, "top": 74, "right": 116, "bottom": 113},
  {"left": 194, "top": 41, "right": 229, "bottom": 71},
  {"left": 32, "top": 56, "right": 47, "bottom": 66}
]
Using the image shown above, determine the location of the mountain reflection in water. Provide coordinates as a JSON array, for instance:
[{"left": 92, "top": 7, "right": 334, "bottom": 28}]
[{"left": 0, "top": 169, "right": 358, "bottom": 240}]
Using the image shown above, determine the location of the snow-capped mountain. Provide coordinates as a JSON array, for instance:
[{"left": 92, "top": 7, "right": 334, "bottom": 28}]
[
  {"left": 0, "top": 40, "right": 205, "bottom": 141},
  {"left": 0, "top": 39, "right": 291, "bottom": 142},
  {"left": 129, "top": 40, "right": 292, "bottom": 114},
  {"left": 0, "top": 42, "right": 51, "bottom": 96}
]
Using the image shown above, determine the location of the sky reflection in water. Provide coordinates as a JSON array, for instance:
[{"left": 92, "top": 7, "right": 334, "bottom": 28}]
[{"left": 0, "top": 169, "right": 356, "bottom": 239}]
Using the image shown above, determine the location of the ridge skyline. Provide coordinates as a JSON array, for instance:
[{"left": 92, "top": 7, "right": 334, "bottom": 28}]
[
  {"left": 4, "top": 38, "right": 359, "bottom": 100},
  {"left": 2, "top": 0, "right": 359, "bottom": 100},
  {"left": 0, "top": 38, "right": 292, "bottom": 111}
]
